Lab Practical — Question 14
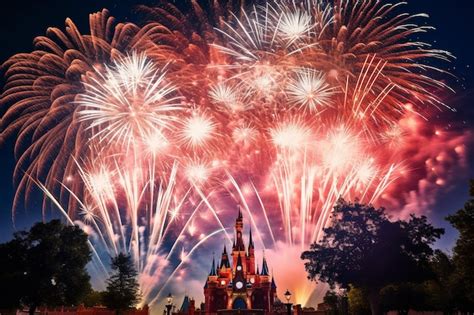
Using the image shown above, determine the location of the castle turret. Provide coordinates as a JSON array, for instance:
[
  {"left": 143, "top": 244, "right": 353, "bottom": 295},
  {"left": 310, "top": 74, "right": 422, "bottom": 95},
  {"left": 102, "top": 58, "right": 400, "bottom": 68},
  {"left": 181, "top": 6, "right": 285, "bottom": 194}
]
[
  {"left": 220, "top": 244, "right": 231, "bottom": 269},
  {"left": 233, "top": 253, "right": 246, "bottom": 291},
  {"left": 261, "top": 254, "right": 269, "bottom": 277},
  {"left": 247, "top": 228, "right": 255, "bottom": 274},
  {"left": 209, "top": 255, "right": 217, "bottom": 277},
  {"left": 232, "top": 205, "right": 246, "bottom": 272}
]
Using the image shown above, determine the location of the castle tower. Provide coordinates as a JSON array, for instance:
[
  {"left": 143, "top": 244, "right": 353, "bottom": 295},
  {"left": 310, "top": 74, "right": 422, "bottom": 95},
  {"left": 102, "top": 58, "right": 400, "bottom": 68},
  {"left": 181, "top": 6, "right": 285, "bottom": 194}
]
[
  {"left": 232, "top": 205, "right": 246, "bottom": 273},
  {"left": 246, "top": 228, "right": 256, "bottom": 275},
  {"left": 204, "top": 205, "right": 277, "bottom": 315}
]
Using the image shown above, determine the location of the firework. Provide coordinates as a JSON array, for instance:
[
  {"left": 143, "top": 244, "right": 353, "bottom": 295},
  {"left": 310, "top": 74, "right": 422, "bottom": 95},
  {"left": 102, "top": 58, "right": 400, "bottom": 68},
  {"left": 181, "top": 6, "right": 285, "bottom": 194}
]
[
  {"left": 77, "top": 52, "right": 183, "bottom": 149},
  {"left": 1, "top": 0, "right": 465, "bottom": 309}
]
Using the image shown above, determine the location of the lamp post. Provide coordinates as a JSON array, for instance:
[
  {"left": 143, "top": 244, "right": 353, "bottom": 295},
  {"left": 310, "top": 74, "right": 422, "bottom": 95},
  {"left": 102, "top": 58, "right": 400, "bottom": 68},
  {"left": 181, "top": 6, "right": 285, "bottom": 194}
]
[
  {"left": 284, "top": 289, "right": 292, "bottom": 315},
  {"left": 166, "top": 293, "right": 173, "bottom": 315}
]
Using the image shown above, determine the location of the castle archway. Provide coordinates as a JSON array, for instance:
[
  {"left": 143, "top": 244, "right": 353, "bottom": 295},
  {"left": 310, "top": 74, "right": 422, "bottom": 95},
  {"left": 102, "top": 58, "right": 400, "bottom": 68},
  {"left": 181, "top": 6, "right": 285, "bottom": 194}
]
[{"left": 232, "top": 297, "right": 247, "bottom": 310}]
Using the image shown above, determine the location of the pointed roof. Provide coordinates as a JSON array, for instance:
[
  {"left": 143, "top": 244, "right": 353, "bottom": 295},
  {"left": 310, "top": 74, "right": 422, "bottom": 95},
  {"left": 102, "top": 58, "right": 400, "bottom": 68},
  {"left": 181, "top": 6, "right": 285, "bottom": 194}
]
[
  {"left": 180, "top": 296, "right": 190, "bottom": 313},
  {"left": 209, "top": 255, "right": 217, "bottom": 276},
  {"left": 261, "top": 254, "right": 269, "bottom": 276},
  {"left": 248, "top": 228, "right": 254, "bottom": 249},
  {"left": 220, "top": 244, "right": 231, "bottom": 269},
  {"left": 256, "top": 264, "right": 260, "bottom": 275},
  {"left": 236, "top": 252, "right": 243, "bottom": 268},
  {"left": 237, "top": 204, "right": 243, "bottom": 220},
  {"left": 271, "top": 276, "right": 277, "bottom": 289}
]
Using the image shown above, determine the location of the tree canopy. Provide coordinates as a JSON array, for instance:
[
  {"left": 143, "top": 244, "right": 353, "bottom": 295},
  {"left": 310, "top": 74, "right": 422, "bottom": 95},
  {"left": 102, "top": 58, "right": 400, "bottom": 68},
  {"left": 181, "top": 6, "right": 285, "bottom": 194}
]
[
  {"left": 301, "top": 199, "right": 444, "bottom": 315},
  {"left": 0, "top": 220, "right": 92, "bottom": 314},
  {"left": 445, "top": 179, "right": 474, "bottom": 311},
  {"left": 103, "top": 253, "right": 140, "bottom": 313}
]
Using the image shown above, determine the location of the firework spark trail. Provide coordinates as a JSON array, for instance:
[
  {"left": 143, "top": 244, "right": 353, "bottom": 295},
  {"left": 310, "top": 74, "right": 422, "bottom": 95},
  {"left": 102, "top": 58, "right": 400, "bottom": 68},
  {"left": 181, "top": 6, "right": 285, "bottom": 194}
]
[
  {"left": 0, "top": 0, "right": 466, "bottom": 308},
  {"left": 33, "top": 179, "right": 108, "bottom": 278},
  {"left": 148, "top": 228, "right": 227, "bottom": 306}
]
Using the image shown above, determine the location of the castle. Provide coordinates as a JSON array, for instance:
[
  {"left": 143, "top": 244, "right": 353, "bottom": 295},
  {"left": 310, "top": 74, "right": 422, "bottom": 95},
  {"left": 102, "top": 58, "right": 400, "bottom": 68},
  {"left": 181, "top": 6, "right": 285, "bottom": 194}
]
[{"left": 203, "top": 206, "right": 277, "bottom": 315}]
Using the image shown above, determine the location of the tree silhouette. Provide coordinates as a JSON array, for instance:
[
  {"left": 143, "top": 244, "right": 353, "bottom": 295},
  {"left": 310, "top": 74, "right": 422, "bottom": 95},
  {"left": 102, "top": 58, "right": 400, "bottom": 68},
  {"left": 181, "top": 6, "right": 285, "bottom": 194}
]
[
  {"left": 103, "top": 253, "right": 140, "bottom": 313},
  {"left": 0, "top": 220, "right": 91, "bottom": 314},
  {"left": 446, "top": 180, "right": 474, "bottom": 311},
  {"left": 301, "top": 199, "right": 443, "bottom": 315}
]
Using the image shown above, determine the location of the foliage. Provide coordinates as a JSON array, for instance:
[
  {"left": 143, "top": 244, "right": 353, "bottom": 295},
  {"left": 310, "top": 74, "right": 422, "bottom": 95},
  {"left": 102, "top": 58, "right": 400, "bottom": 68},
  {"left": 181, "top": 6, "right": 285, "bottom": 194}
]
[
  {"left": 0, "top": 237, "right": 27, "bottom": 309},
  {"left": 445, "top": 179, "right": 474, "bottom": 311},
  {"left": 322, "top": 290, "right": 348, "bottom": 315},
  {"left": 0, "top": 220, "right": 91, "bottom": 314},
  {"left": 380, "top": 283, "right": 425, "bottom": 314},
  {"left": 301, "top": 199, "right": 444, "bottom": 314},
  {"left": 347, "top": 286, "right": 370, "bottom": 315},
  {"left": 83, "top": 290, "right": 105, "bottom": 307},
  {"left": 103, "top": 253, "right": 140, "bottom": 312}
]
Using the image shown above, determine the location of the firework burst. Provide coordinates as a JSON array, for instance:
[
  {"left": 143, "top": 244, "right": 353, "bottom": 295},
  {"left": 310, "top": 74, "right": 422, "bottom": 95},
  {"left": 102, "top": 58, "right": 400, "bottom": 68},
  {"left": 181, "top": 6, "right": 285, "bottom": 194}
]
[{"left": 78, "top": 53, "right": 183, "bottom": 149}]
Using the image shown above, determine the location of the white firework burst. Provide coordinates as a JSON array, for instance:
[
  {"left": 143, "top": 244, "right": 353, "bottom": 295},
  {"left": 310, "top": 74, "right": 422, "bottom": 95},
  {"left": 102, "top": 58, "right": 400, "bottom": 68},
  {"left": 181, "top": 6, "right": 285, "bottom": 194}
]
[
  {"left": 286, "top": 69, "right": 335, "bottom": 112},
  {"left": 77, "top": 52, "right": 183, "bottom": 148},
  {"left": 209, "top": 82, "right": 247, "bottom": 112},
  {"left": 180, "top": 114, "right": 216, "bottom": 147}
]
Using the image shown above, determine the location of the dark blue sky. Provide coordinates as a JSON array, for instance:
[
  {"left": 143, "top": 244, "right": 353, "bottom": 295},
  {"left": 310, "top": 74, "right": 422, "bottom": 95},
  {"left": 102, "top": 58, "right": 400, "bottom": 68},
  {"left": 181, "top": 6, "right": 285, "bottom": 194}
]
[{"left": 0, "top": 0, "right": 473, "bottom": 250}]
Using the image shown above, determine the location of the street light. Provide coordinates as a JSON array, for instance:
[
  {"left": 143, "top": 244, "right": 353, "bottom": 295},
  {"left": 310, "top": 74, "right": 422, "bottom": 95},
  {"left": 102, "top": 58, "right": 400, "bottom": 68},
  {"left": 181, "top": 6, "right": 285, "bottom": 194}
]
[
  {"left": 166, "top": 293, "right": 173, "bottom": 315},
  {"left": 284, "top": 290, "right": 292, "bottom": 315}
]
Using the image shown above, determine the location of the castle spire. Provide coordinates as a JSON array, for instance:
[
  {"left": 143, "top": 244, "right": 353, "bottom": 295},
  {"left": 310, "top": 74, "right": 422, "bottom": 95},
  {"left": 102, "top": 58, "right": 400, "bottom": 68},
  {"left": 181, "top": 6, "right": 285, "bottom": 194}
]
[
  {"left": 237, "top": 203, "right": 243, "bottom": 219},
  {"left": 261, "top": 252, "right": 269, "bottom": 276},
  {"left": 248, "top": 227, "right": 254, "bottom": 249},
  {"left": 209, "top": 254, "right": 217, "bottom": 276},
  {"left": 271, "top": 269, "right": 277, "bottom": 289},
  {"left": 236, "top": 252, "right": 243, "bottom": 268},
  {"left": 233, "top": 205, "right": 245, "bottom": 251},
  {"left": 220, "top": 243, "right": 230, "bottom": 269}
]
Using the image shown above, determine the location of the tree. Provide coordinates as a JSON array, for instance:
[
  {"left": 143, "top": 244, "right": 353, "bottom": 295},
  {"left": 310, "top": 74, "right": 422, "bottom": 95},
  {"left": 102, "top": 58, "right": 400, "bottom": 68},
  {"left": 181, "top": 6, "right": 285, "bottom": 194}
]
[
  {"left": 323, "top": 290, "right": 348, "bottom": 315},
  {"left": 347, "top": 286, "right": 370, "bottom": 315},
  {"left": 301, "top": 199, "right": 444, "bottom": 315},
  {"left": 446, "top": 180, "right": 474, "bottom": 311},
  {"left": 0, "top": 220, "right": 92, "bottom": 315},
  {"left": 103, "top": 253, "right": 140, "bottom": 313},
  {"left": 0, "top": 237, "right": 28, "bottom": 310},
  {"left": 423, "top": 250, "right": 456, "bottom": 312},
  {"left": 83, "top": 290, "right": 105, "bottom": 307},
  {"left": 380, "top": 283, "right": 425, "bottom": 315}
]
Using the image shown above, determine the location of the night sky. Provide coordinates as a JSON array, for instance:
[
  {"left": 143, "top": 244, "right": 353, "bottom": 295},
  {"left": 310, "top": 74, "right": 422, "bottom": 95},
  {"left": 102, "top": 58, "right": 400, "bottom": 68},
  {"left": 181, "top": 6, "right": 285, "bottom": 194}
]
[{"left": 0, "top": 0, "right": 473, "bottom": 251}]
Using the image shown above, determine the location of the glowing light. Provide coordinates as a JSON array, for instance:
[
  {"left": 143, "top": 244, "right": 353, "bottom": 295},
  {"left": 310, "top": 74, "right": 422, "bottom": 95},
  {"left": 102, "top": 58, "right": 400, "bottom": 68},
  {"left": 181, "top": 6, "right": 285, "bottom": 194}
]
[
  {"left": 145, "top": 131, "right": 169, "bottom": 153},
  {"left": 271, "top": 121, "right": 311, "bottom": 150},
  {"left": 77, "top": 53, "right": 183, "bottom": 148},
  {"left": 186, "top": 162, "right": 210, "bottom": 184},
  {"left": 181, "top": 114, "right": 215, "bottom": 147},
  {"left": 276, "top": 8, "right": 313, "bottom": 44},
  {"left": 232, "top": 125, "right": 259, "bottom": 145},
  {"left": 210, "top": 83, "right": 245, "bottom": 112},
  {"left": 287, "top": 69, "right": 335, "bottom": 111}
]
